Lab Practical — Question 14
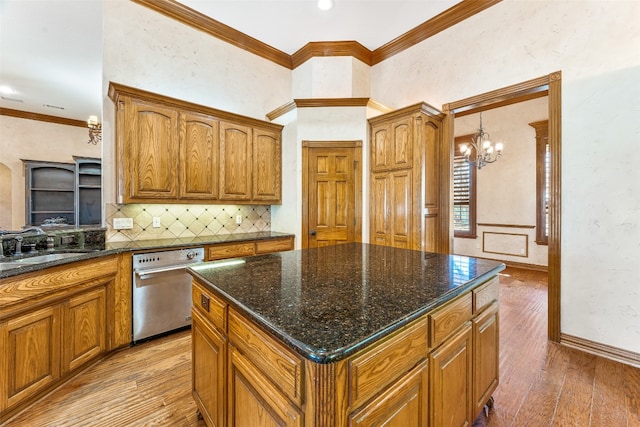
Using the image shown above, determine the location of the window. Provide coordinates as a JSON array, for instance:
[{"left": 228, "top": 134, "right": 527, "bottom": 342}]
[
  {"left": 453, "top": 135, "right": 477, "bottom": 238},
  {"left": 530, "top": 121, "right": 549, "bottom": 245}
]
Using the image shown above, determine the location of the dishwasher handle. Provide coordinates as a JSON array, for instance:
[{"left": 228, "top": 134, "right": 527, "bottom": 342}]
[{"left": 134, "top": 263, "right": 200, "bottom": 280}]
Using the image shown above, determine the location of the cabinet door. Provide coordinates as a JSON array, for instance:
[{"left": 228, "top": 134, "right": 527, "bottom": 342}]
[
  {"left": 126, "top": 98, "right": 179, "bottom": 200},
  {"left": 390, "top": 117, "right": 413, "bottom": 170},
  {"left": 0, "top": 305, "right": 61, "bottom": 413},
  {"left": 192, "top": 309, "right": 226, "bottom": 427},
  {"left": 473, "top": 301, "right": 499, "bottom": 417},
  {"left": 371, "top": 123, "right": 391, "bottom": 172},
  {"left": 180, "top": 112, "right": 219, "bottom": 200},
  {"left": 349, "top": 359, "right": 428, "bottom": 427},
  {"left": 62, "top": 286, "right": 107, "bottom": 373},
  {"left": 252, "top": 128, "right": 281, "bottom": 202},
  {"left": 228, "top": 345, "right": 303, "bottom": 427},
  {"left": 390, "top": 169, "right": 412, "bottom": 249},
  {"left": 430, "top": 323, "right": 473, "bottom": 427},
  {"left": 220, "top": 121, "right": 252, "bottom": 201},
  {"left": 370, "top": 172, "right": 389, "bottom": 246}
]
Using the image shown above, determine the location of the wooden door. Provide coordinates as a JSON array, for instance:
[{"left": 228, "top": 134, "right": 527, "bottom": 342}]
[
  {"left": 390, "top": 169, "right": 412, "bottom": 249},
  {"left": 1, "top": 305, "right": 61, "bottom": 413},
  {"left": 370, "top": 172, "right": 390, "bottom": 246},
  {"left": 430, "top": 323, "right": 473, "bottom": 427},
  {"left": 62, "top": 287, "right": 107, "bottom": 374},
  {"left": 228, "top": 345, "right": 303, "bottom": 427},
  {"left": 390, "top": 117, "right": 413, "bottom": 170},
  {"left": 303, "top": 143, "right": 362, "bottom": 248},
  {"left": 220, "top": 121, "right": 252, "bottom": 201},
  {"left": 349, "top": 360, "right": 428, "bottom": 427},
  {"left": 126, "top": 98, "right": 179, "bottom": 200},
  {"left": 252, "top": 128, "right": 281, "bottom": 202},
  {"left": 179, "top": 112, "right": 219, "bottom": 200},
  {"left": 192, "top": 309, "right": 226, "bottom": 427}
]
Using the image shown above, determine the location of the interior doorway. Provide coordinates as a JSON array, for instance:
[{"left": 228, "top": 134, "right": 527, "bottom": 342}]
[
  {"left": 301, "top": 141, "right": 362, "bottom": 249},
  {"left": 443, "top": 71, "right": 562, "bottom": 342}
]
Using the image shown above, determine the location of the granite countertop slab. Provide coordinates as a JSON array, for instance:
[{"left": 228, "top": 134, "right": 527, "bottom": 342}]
[
  {"left": 0, "top": 231, "right": 293, "bottom": 279},
  {"left": 188, "top": 242, "right": 505, "bottom": 364}
]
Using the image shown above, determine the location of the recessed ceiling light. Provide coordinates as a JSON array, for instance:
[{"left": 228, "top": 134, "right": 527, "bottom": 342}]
[
  {"left": 318, "top": 0, "right": 333, "bottom": 11},
  {"left": 0, "top": 85, "right": 17, "bottom": 95}
]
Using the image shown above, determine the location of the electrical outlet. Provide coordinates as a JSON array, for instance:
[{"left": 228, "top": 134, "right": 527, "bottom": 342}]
[
  {"left": 152, "top": 217, "right": 161, "bottom": 228},
  {"left": 236, "top": 214, "right": 243, "bottom": 225},
  {"left": 113, "top": 217, "right": 133, "bottom": 230}
]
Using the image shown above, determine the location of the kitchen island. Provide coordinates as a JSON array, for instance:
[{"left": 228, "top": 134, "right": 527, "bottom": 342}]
[{"left": 188, "top": 243, "right": 504, "bottom": 427}]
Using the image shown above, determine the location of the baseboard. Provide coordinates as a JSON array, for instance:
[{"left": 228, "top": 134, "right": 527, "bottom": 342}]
[
  {"left": 474, "top": 256, "right": 548, "bottom": 272},
  {"left": 560, "top": 333, "right": 640, "bottom": 368}
]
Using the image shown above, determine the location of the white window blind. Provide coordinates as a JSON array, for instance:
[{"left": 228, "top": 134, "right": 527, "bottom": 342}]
[{"left": 453, "top": 155, "right": 471, "bottom": 232}]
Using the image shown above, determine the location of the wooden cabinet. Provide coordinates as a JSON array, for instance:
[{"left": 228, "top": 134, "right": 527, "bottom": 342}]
[
  {"left": 0, "top": 257, "right": 118, "bottom": 421},
  {"left": 192, "top": 309, "right": 226, "bottom": 427},
  {"left": 109, "top": 82, "right": 283, "bottom": 204},
  {"left": 1, "top": 305, "right": 61, "bottom": 413},
  {"left": 205, "top": 236, "right": 294, "bottom": 261},
  {"left": 219, "top": 121, "right": 252, "bottom": 201},
  {"left": 369, "top": 103, "right": 446, "bottom": 252},
  {"left": 191, "top": 274, "right": 499, "bottom": 427},
  {"left": 180, "top": 112, "right": 219, "bottom": 200}
]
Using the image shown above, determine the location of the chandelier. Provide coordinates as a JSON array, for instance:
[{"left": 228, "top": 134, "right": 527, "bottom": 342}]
[
  {"left": 87, "top": 115, "right": 102, "bottom": 145},
  {"left": 458, "top": 113, "right": 503, "bottom": 169}
]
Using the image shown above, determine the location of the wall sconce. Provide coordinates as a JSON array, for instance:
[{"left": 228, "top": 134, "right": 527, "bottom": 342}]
[{"left": 87, "top": 115, "right": 102, "bottom": 145}]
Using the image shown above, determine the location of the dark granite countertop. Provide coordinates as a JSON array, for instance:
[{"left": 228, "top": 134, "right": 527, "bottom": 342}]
[
  {"left": 188, "top": 243, "right": 505, "bottom": 364},
  {"left": 0, "top": 231, "right": 293, "bottom": 279}
]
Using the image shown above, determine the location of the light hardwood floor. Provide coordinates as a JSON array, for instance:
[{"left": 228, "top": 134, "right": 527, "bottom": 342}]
[{"left": 5, "top": 268, "right": 640, "bottom": 426}]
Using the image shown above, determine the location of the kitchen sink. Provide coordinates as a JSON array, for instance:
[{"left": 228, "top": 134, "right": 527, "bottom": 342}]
[{"left": 10, "top": 253, "right": 82, "bottom": 263}]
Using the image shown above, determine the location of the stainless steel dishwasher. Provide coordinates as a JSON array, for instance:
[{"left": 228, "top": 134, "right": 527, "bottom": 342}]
[{"left": 132, "top": 247, "right": 204, "bottom": 342}]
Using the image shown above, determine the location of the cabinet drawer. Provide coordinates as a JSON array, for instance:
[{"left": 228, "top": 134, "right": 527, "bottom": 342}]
[
  {"left": 255, "top": 237, "right": 293, "bottom": 254},
  {"left": 348, "top": 318, "right": 428, "bottom": 409},
  {"left": 429, "top": 293, "right": 472, "bottom": 348},
  {"left": 207, "top": 242, "right": 255, "bottom": 261},
  {"left": 228, "top": 308, "right": 304, "bottom": 406},
  {"left": 473, "top": 277, "right": 499, "bottom": 314},
  {"left": 192, "top": 280, "right": 227, "bottom": 332}
]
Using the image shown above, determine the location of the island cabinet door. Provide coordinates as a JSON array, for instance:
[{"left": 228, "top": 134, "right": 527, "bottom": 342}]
[
  {"left": 192, "top": 309, "right": 226, "bottom": 427},
  {"left": 0, "top": 305, "right": 61, "bottom": 413},
  {"left": 227, "top": 344, "right": 303, "bottom": 427},
  {"left": 429, "top": 323, "right": 473, "bottom": 427},
  {"left": 472, "top": 301, "right": 499, "bottom": 417},
  {"left": 348, "top": 359, "right": 429, "bottom": 427}
]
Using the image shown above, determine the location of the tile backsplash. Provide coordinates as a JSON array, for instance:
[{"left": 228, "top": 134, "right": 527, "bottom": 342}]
[{"left": 105, "top": 203, "right": 271, "bottom": 242}]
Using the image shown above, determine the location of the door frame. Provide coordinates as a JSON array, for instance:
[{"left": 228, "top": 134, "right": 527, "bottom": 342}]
[
  {"left": 442, "top": 71, "right": 562, "bottom": 342},
  {"left": 301, "top": 141, "right": 363, "bottom": 249}
]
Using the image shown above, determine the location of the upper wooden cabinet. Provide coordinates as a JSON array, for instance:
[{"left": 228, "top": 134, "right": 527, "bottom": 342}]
[
  {"left": 368, "top": 103, "right": 446, "bottom": 252},
  {"left": 109, "top": 83, "right": 283, "bottom": 204}
]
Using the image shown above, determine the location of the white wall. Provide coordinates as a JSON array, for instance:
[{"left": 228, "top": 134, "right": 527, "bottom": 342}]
[
  {"left": 101, "top": 0, "right": 292, "bottom": 205},
  {"left": 371, "top": 0, "right": 640, "bottom": 353},
  {"left": 454, "top": 97, "right": 548, "bottom": 267},
  {"left": 0, "top": 116, "right": 101, "bottom": 229}
]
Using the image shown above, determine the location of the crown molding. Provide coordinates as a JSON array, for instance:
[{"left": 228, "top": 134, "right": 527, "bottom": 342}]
[
  {"left": 135, "top": 0, "right": 502, "bottom": 69},
  {"left": 372, "top": 0, "right": 503, "bottom": 65},
  {"left": 266, "top": 98, "right": 392, "bottom": 121},
  {"left": 0, "top": 108, "right": 86, "bottom": 128},
  {"left": 132, "top": 0, "right": 292, "bottom": 69},
  {"left": 291, "top": 41, "right": 372, "bottom": 68}
]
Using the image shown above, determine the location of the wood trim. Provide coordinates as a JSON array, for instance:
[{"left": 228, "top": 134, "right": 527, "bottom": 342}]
[
  {"left": 131, "top": 0, "right": 292, "bottom": 69},
  {"left": 531, "top": 120, "right": 549, "bottom": 246},
  {"left": 302, "top": 140, "right": 362, "bottom": 149},
  {"left": 371, "top": 0, "right": 503, "bottom": 65},
  {"left": 108, "top": 82, "right": 283, "bottom": 132},
  {"left": 0, "top": 108, "right": 87, "bottom": 128},
  {"left": 443, "top": 71, "right": 561, "bottom": 342},
  {"left": 266, "top": 98, "right": 393, "bottom": 122},
  {"left": 482, "top": 231, "right": 528, "bottom": 258},
  {"left": 134, "top": 0, "right": 500, "bottom": 69},
  {"left": 291, "top": 41, "right": 372, "bottom": 68},
  {"left": 454, "top": 90, "right": 548, "bottom": 118},
  {"left": 477, "top": 223, "right": 536, "bottom": 229},
  {"left": 560, "top": 333, "right": 640, "bottom": 369}
]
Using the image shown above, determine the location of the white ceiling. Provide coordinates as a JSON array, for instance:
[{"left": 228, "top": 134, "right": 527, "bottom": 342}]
[{"left": 0, "top": 0, "right": 460, "bottom": 122}]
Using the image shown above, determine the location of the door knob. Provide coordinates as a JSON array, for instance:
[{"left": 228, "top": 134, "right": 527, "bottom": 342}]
[{"left": 310, "top": 230, "right": 316, "bottom": 236}]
